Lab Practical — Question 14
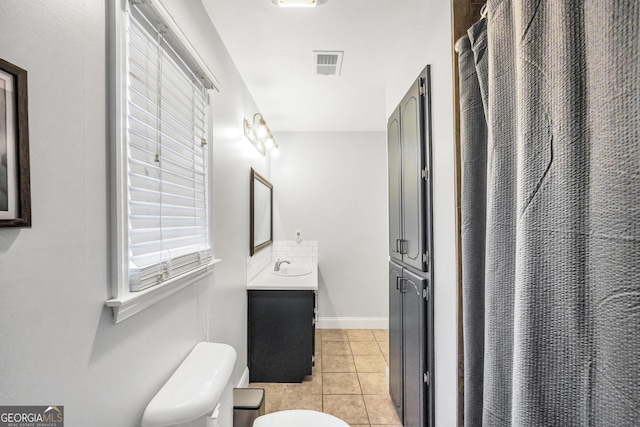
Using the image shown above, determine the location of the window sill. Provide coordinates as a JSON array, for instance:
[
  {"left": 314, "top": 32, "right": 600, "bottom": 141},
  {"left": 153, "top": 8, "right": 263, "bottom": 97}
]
[{"left": 105, "top": 259, "right": 221, "bottom": 323}]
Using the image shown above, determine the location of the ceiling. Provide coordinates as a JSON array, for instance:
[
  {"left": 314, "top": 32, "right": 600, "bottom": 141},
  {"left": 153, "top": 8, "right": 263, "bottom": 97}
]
[{"left": 202, "top": 0, "right": 428, "bottom": 132}]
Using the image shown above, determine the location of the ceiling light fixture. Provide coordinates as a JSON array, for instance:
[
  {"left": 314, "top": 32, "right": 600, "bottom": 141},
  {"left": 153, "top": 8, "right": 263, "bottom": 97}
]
[
  {"left": 271, "top": 0, "right": 327, "bottom": 7},
  {"left": 244, "top": 113, "right": 279, "bottom": 157}
]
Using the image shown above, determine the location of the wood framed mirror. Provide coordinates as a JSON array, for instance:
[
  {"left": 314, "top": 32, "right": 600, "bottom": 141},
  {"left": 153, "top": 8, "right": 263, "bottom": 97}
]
[{"left": 250, "top": 168, "right": 273, "bottom": 256}]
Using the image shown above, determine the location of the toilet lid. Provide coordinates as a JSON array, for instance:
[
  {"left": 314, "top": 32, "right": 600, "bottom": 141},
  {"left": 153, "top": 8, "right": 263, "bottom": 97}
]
[{"left": 253, "top": 410, "right": 349, "bottom": 427}]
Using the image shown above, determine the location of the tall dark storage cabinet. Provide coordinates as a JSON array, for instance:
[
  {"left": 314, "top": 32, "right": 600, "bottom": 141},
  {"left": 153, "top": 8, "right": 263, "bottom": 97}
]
[{"left": 387, "top": 65, "right": 435, "bottom": 427}]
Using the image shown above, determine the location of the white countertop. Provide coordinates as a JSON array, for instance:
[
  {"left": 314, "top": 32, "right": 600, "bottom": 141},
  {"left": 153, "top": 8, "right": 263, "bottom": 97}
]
[{"left": 246, "top": 263, "right": 318, "bottom": 291}]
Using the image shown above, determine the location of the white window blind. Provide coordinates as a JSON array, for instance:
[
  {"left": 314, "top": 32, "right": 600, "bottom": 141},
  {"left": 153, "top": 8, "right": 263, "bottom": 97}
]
[{"left": 125, "top": 3, "right": 212, "bottom": 292}]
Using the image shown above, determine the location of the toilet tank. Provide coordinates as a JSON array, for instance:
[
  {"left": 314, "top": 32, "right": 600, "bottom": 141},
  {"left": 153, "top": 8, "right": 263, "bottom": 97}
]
[{"left": 142, "top": 342, "right": 237, "bottom": 427}]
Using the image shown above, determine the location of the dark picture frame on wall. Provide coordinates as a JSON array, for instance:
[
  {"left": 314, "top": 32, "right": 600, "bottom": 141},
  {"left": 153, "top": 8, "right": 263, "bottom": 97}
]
[{"left": 0, "top": 58, "right": 31, "bottom": 228}]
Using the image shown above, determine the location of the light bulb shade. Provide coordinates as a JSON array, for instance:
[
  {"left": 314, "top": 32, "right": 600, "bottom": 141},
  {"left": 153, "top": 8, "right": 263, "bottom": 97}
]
[
  {"left": 265, "top": 135, "right": 275, "bottom": 149},
  {"left": 256, "top": 119, "right": 268, "bottom": 137},
  {"left": 271, "top": 146, "right": 280, "bottom": 157}
]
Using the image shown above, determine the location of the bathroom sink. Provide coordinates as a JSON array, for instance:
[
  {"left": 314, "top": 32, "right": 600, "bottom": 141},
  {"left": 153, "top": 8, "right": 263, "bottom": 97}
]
[
  {"left": 247, "top": 263, "right": 317, "bottom": 290},
  {"left": 270, "top": 266, "right": 312, "bottom": 277}
]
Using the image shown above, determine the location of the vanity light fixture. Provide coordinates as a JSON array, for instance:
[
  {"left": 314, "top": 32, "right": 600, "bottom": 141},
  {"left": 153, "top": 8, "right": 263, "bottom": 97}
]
[
  {"left": 243, "top": 118, "right": 265, "bottom": 156},
  {"left": 244, "top": 113, "right": 279, "bottom": 157}
]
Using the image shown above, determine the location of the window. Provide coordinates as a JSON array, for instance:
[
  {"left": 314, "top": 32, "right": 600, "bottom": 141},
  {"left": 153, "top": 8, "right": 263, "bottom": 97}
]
[{"left": 107, "top": 0, "right": 220, "bottom": 322}]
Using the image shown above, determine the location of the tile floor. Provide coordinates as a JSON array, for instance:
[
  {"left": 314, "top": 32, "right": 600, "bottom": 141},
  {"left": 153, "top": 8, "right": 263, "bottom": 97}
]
[{"left": 249, "top": 328, "right": 402, "bottom": 427}]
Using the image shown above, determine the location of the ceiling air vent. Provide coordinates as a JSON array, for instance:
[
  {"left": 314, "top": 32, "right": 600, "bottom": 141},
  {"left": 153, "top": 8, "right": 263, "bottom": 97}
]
[{"left": 313, "top": 51, "right": 344, "bottom": 76}]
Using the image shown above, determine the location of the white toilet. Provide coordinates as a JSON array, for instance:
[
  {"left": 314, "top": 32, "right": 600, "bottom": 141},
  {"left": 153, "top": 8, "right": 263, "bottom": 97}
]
[
  {"left": 140, "top": 342, "right": 349, "bottom": 427},
  {"left": 141, "top": 342, "right": 237, "bottom": 427},
  {"left": 252, "top": 409, "right": 349, "bottom": 427}
]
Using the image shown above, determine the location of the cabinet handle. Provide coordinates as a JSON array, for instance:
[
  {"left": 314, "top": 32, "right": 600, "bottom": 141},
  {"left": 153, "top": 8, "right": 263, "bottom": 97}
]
[
  {"left": 397, "top": 277, "right": 408, "bottom": 292},
  {"left": 396, "top": 239, "right": 408, "bottom": 254}
]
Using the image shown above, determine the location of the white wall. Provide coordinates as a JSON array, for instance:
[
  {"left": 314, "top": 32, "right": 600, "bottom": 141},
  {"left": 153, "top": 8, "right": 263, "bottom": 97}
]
[
  {"left": 385, "top": 1, "right": 458, "bottom": 426},
  {"left": 0, "top": 0, "right": 267, "bottom": 425},
  {"left": 272, "top": 132, "right": 388, "bottom": 328}
]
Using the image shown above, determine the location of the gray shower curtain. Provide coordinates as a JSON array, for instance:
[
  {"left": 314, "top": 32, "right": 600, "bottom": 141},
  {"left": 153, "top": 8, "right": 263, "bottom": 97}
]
[{"left": 457, "top": 1, "right": 640, "bottom": 426}]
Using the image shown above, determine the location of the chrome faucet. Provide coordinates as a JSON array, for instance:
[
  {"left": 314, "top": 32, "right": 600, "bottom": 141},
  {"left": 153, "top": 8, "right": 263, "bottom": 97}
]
[{"left": 274, "top": 259, "right": 291, "bottom": 271}]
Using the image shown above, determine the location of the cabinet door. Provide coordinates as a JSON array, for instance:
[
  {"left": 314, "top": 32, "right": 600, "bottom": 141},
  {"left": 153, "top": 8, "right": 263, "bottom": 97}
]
[
  {"left": 388, "top": 106, "right": 403, "bottom": 264},
  {"left": 403, "top": 268, "right": 427, "bottom": 427},
  {"left": 388, "top": 262, "right": 404, "bottom": 420},
  {"left": 248, "top": 290, "right": 314, "bottom": 383},
  {"left": 400, "top": 81, "right": 427, "bottom": 271}
]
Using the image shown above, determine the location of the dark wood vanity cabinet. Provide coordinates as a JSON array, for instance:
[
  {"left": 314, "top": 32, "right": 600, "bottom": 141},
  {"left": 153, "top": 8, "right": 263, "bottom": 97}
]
[{"left": 248, "top": 290, "right": 316, "bottom": 383}]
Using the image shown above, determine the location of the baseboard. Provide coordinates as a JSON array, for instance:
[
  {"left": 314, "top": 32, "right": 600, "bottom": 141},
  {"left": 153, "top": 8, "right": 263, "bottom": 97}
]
[
  {"left": 317, "top": 317, "right": 388, "bottom": 329},
  {"left": 237, "top": 366, "right": 250, "bottom": 388}
]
